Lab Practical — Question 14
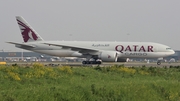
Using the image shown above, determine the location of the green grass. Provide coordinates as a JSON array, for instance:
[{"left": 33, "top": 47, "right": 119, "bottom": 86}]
[{"left": 0, "top": 64, "right": 180, "bottom": 101}]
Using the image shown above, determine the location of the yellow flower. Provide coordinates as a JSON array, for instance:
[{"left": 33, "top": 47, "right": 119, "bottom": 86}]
[
  {"left": 118, "top": 67, "right": 136, "bottom": 74},
  {"left": 59, "top": 66, "right": 73, "bottom": 74},
  {"left": 7, "top": 71, "right": 21, "bottom": 81}
]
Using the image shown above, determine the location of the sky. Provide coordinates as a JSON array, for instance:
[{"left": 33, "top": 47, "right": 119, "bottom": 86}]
[{"left": 0, "top": 0, "right": 180, "bottom": 51}]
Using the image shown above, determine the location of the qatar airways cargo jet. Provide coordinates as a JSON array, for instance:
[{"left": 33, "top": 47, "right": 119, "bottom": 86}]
[{"left": 7, "top": 16, "right": 175, "bottom": 65}]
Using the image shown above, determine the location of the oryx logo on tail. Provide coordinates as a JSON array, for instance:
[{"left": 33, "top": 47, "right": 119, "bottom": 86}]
[
  {"left": 17, "top": 19, "right": 38, "bottom": 42},
  {"left": 16, "top": 16, "right": 44, "bottom": 42}
]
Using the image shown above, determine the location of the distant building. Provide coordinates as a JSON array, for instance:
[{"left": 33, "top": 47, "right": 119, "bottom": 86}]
[
  {"left": 0, "top": 52, "right": 53, "bottom": 62},
  {"left": 165, "top": 50, "right": 180, "bottom": 62}
]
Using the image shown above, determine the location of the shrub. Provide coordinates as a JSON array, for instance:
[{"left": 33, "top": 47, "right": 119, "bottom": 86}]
[
  {"left": 32, "top": 63, "right": 44, "bottom": 69},
  {"left": 58, "top": 66, "right": 73, "bottom": 74}
]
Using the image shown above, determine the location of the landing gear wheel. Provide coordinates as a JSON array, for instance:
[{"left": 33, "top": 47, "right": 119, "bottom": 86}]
[
  {"left": 82, "top": 61, "right": 87, "bottom": 64},
  {"left": 82, "top": 61, "right": 102, "bottom": 65},
  {"left": 157, "top": 62, "right": 161, "bottom": 65},
  {"left": 97, "top": 61, "right": 102, "bottom": 64},
  {"left": 90, "top": 61, "right": 94, "bottom": 64}
]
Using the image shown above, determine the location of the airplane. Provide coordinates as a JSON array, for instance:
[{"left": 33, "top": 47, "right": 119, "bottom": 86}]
[{"left": 7, "top": 16, "right": 175, "bottom": 65}]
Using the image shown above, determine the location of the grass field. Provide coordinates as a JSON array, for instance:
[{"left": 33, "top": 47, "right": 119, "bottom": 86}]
[{"left": 0, "top": 63, "right": 180, "bottom": 101}]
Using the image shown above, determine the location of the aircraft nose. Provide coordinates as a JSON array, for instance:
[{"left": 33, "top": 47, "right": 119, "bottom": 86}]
[
  {"left": 165, "top": 50, "right": 175, "bottom": 56},
  {"left": 171, "top": 50, "right": 175, "bottom": 55}
]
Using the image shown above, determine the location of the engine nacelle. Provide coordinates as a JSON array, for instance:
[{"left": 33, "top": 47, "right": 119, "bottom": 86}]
[{"left": 99, "top": 51, "right": 118, "bottom": 62}]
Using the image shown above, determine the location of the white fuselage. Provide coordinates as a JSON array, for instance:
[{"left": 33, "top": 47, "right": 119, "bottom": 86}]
[
  {"left": 10, "top": 16, "right": 175, "bottom": 63},
  {"left": 16, "top": 41, "right": 175, "bottom": 59}
]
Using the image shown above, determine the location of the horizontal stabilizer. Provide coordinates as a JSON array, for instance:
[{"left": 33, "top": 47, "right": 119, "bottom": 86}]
[{"left": 7, "top": 42, "right": 35, "bottom": 48}]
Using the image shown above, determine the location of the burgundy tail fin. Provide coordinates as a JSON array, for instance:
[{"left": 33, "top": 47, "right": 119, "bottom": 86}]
[{"left": 16, "top": 16, "right": 44, "bottom": 42}]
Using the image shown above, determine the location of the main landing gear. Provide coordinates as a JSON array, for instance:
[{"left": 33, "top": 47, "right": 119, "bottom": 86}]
[{"left": 82, "top": 61, "right": 102, "bottom": 65}]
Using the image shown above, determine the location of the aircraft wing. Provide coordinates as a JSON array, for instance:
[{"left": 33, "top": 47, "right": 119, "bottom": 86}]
[
  {"left": 7, "top": 42, "right": 36, "bottom": 48},
  {"left": 43, "top": 43, "right": 99, "bottom": 54}
]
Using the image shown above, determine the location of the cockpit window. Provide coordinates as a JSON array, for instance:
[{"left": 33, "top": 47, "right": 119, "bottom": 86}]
[{"left": 166, "top": 48, "right": 172, "bottom": 50}]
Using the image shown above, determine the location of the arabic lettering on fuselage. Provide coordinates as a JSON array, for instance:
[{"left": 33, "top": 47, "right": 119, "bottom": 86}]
[
  {"left": 115, "top": 45, "right": 153, "bottom": 53},
  {"left": 92, "top": 44, "right": 109, "bottom": 47}
]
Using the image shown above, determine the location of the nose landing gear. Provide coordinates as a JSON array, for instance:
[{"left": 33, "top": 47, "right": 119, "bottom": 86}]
[
  {"left": 157, "top": 58, "right": 163, "bottom": 65},
  {"left": 157, "top": 61, "right": 161, "bottom": 65}
]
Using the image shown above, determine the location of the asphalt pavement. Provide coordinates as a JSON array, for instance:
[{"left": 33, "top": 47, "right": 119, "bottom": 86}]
[{"left": 6, "top": 61, "right": 180, "bottom": 67}]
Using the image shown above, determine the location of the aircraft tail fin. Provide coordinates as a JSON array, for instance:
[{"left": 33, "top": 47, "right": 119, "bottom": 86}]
[{"left": 16, "top": 16, "right": 44, "bottom": 42}]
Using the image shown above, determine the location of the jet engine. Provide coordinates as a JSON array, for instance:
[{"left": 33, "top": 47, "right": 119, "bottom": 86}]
[{"left": 99, "top": 51, "right": 118, "bottom": 62}]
